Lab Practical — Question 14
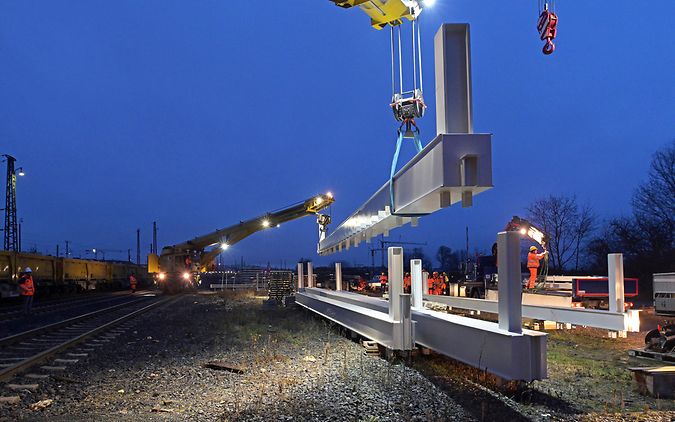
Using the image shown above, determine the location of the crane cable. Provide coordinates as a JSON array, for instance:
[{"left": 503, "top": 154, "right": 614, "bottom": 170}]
[{"left": 388, "top": 16, "right": 427, "bottom": 214}]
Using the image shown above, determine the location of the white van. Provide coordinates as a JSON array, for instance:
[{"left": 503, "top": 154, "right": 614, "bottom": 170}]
[{"left": 654, "top": 272, "right": 675, "bottom": 315}]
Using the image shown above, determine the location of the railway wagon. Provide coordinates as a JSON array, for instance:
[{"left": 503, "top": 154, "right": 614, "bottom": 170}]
[
  {"left": 112, "top": 262, "right": 138, "bottom": 289},
  {"left": 61, "top": 258, "right": 89, "bottom": 291},
  {"left": 0, "top": 251, "right": 149, "bottom": 299},
  {"left": 0, "top": 251, "right": 19, "bottom": 298},
  {"left": 86, "top": 260, "right": 112, "bottom": 290},
  {"left": 16, "top": 252, "right": 59, "bottom": 294}
]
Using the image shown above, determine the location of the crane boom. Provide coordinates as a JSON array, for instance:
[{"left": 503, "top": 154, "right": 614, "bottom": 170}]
[
  {"left": 153, "top": 193, "right": 334, "bottom": 282},
  {"left": 330, "top": 0, "right": 423, "bottom": 29}
]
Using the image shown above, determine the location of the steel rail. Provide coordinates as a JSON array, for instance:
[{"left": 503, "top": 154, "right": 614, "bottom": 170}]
[
  {"left": 0, "top": 292, "right": 143, "bottom": 322},
  {"left": 0, "top": 296, "right": 177, "bottom": 382},
  {"left": 0, "top": 297, "right": 149, "bottom": 346}
]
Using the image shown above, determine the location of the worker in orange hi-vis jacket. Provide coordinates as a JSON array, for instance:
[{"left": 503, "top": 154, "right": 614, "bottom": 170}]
[
  {"left": 379, "top": 272, "right": 388, "bottom": 293},
  {"left": 426, "top": 271, "right": 434, "bottom": 294},
  {"left": 19, "top": 267, "right": 35, "bottom": 316},
  {"left": 431, "top": 272, "right": 441, "bottom": 295},
  {"left": 526, "top": 246, "right": 548, "bottom": 289},
  {"left": 403, "top": 272, "right": 411, "bottom": 294},
  {"left": 129, "top": 273, "right": 137, "bottom": 293},
  {"left": 440, "top": 272, "right": 449, "bottom": 296}
]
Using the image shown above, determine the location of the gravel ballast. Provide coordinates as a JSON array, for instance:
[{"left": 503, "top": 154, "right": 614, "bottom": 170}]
[
  {"left": 0, "top": 292, "right": 473, "bottom": 421},
  {"left": 3, "top": 291, "right": 673, "bottom": 422}
]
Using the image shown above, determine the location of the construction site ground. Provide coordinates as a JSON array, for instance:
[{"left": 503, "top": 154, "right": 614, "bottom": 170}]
[{"left": 1, "top": 291, "right": 673, "bottom": 422}]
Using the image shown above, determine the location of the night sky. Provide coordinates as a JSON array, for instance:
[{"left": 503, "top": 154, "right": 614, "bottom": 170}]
[{"left": 1, "top": 1, "right": 673, "bottom": 267}]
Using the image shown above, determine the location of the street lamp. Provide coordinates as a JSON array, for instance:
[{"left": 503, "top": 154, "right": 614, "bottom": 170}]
[
  {"left": 16, "top": 168, "right": 25, "bottom": 177},
  {"left": 87, "top": 248, "right": 100, "bottom": 260}
]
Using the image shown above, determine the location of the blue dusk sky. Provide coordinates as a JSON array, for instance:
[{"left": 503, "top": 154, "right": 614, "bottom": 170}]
[{"left": 1, "top": 1, "right": 673, "bottom": 267}]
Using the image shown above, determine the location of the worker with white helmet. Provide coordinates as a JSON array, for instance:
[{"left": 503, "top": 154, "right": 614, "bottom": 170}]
[
  {"left": 19, "top": 267, "right": 35, "bottom": 316},
  {"left": 526, "top": 246, "right": 548, "bottom": 289}
]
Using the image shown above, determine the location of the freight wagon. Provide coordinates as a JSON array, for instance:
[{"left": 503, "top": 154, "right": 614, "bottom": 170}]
[{"left": 0, "top": 251, "right": 148, "bottom": 299}]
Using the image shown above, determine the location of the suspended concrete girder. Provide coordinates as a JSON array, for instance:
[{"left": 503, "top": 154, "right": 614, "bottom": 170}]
[
  {"left": 318, "top": 133, "right": 492, "bottom": 255},
  {"left": 318, "top": 24, "right": 492, "bottom": 255}
]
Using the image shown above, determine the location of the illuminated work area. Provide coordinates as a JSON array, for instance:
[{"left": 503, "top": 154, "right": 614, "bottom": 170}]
[{"left": 0, "top": 1, "right": 672, "bottom": 420}]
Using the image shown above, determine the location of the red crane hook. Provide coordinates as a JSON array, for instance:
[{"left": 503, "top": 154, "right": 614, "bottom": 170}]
[{"left": 537, "top": 5, "right": 558, "bottom": 55}]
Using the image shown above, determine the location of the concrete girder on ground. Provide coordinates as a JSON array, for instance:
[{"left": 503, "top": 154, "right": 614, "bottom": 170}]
[
  {"left": 299, "top": 234, "right": 548, "bottom": 382},
  {"left": 296, "top": 287, "right": 547, "bottom": 381},
  {"left": 424, "top": 294, "right": 640, "bottom": 333}
]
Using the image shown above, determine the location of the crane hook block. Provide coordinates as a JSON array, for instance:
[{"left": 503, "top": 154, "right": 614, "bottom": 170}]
[
  {"left": 537, "top": 9, "right": 558, "bottom": 55},
  {"left": 391, "top": 89, "right": 426, "bottom": 122}
]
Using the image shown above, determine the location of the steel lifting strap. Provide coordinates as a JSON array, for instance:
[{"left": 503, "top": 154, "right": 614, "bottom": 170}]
[{"left": 389, "top": 127, "right": 423, "bottom": 213}]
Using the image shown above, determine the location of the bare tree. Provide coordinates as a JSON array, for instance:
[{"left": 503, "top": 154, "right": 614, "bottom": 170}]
[
  {"left": 632, "top": 140, "right": 675, "bottom": 232},
  {"left": 408, "top": 247, "right": 433, "bottom": 271},
  {"left": 587, "top": 142, "right": 675, "bottom": 277},
  {"left": 527, "top": 195, "right": 596, "bottom": 272},
  {"left": 574, "top": 206, "right": 596, "bottom": 271},
  {"left": 436, "top": 246, "right": 464, "bottom": 273}
]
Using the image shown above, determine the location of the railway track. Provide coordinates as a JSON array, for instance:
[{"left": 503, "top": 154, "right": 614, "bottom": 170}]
[
  {"left": 0, "top": 294, "right": 178, "bottom": 387},
  {"left": 0, "top": 291, "right": 145, "bottom": 325}
]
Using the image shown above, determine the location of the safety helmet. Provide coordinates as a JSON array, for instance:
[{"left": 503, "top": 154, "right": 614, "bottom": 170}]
[
  {"left": 529, "top": 246, "right": 537, "bottom": 252},
  {"left": 24, "top": 267, "right": 32, "bottom": 273}
]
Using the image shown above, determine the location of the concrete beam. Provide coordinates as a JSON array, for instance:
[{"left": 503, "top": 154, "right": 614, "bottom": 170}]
[
  {"left": 498, "top": 231, "right": 522, "bottom": 334},
  {"left": 335, "top": 262, "right": 343, "bottom": 291},
  {"left": 318, "top": 133, "right": 492, "bottom": 255},
  {"left": 608, "top": 253, "right": 625, "bottom": 314},
  {"left": 301, "top": 288, "right": 546, "bottom": 381},
  {"left": 434, "top": 23, "right": 473, "bottom": 135},
  {"left": 307, "top": 262, "right": 314, "bottom": 288},
  {"left": 424, "top": 294, "right": 640, "bottom": 332},
  {"left": 297, "top": 262, "right": 304, "bottom": 290},
  {"left": 411, "top": 259, "right": 423, "bottom": 310},
  {"left": 296, "top": 290, "right": 414, "bottom": 350}
]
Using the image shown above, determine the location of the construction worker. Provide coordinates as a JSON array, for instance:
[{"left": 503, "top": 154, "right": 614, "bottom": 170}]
[
  {"left": 18, "top": 267, "right": 35, "bottom": 316},
  {"left": 440, "top": 272, "right": 449, "bottom": 296},
  {"left": 403, "top": 272, "right": 411, "bottom": 294},
  {"left": 431, "top": 272, "right": 441, "bottom": 295},
  {"left": 379, "top": 272, "right": 388, "bottom": 293},
  {"left": 129, "top": 273, "right": 137, "bottom": 293},
  {"left": 356, "top": 276, "right": 367, "bottom": 292},
  {"left": 527, "top": 246, "right": 548, "bottom": 289},
  {"left": 426, "top": 271, "right": 434, "bottom": 294}
]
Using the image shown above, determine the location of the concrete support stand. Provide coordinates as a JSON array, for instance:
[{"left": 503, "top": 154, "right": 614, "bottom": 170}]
[
  {"left": 608, "top": 253, "right": 625, "bottom": 314},
  {"left": 307, "top": 262, "right": 314, "bottom": 288},
  {"left": 411, "top": 259, "right": 423, "bottom": 310},
  {"left": 297, "top": 262, "right": 304, "bottom": 290},
  {"left": 608, "top": 253, "right": 627, "bottom": 337},
  {"left": 335, "top": 262, "right": 342, "bottom": 291},
  {"left": 497, "top": 231, "right": 522, "bottom": 334},
  {"left": 387, "top": 247, "right": 413, "bottom": 350},
  {"left": 422, "top": 271, "right": 428, "bottom": 295},
  {"left": 388, "top": 247, "right": 404, "bottom": 321}
]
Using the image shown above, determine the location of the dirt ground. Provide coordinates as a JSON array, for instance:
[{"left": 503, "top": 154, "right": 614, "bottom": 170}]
[{"left": 415, "top": 305, "right": 675, "bottom": 421}]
